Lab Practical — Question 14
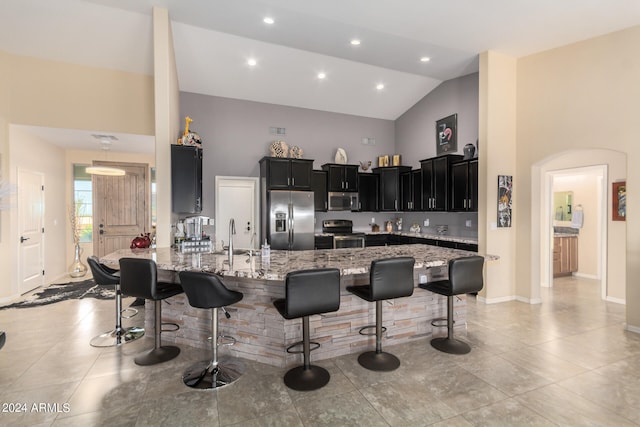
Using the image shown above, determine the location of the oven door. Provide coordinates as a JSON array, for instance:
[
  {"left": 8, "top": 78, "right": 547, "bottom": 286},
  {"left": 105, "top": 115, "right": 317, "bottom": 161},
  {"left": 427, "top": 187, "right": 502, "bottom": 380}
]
[{"left": 333, "top": 235, "right": 365, "bottom": 249}]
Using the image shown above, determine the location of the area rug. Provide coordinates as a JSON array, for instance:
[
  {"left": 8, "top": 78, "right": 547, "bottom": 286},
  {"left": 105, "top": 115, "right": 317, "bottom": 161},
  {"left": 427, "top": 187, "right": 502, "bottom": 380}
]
[{"left": 0, "top": 279, "right": 115, "bottom": 310}]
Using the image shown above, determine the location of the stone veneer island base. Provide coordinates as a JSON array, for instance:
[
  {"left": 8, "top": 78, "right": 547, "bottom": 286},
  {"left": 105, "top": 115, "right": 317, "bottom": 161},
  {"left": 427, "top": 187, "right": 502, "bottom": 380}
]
[{"left": 102, "top": 244, "right": 488, "bottom": 368}]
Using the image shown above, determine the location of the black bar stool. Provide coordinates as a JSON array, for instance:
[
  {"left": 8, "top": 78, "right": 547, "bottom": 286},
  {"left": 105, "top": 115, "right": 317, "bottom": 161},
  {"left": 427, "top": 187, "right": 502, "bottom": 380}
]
[
  {"left": 419, "top": 255, "right": 484, "bottom": 354},
  {"left": 119, "top": 258, "right": 183, "bottom": 366},
  {"left": 87, "top": 256, "right": 144, "bottom": 347},
  {"left": 347, "top": 257, "right": 415, "bottom": 371},
  {"left": 273, "top": 268, "right": 341, "bottom": 391},
  {"left": 178, "top": 271, "right": 245, "bottom": 389}
]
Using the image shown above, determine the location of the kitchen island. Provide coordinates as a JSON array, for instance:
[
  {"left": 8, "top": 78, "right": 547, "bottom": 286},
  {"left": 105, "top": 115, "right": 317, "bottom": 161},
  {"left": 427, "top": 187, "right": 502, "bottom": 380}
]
[{"left": 102, "top": 244, "right": 493, "bottom": 367}]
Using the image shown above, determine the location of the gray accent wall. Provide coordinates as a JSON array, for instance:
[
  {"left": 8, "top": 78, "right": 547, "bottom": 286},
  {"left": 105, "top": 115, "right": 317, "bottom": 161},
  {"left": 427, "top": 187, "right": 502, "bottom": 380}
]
[
  {"left": 180, "top": 92, "right": 394, "bottom": 217},
  {"left": 180, "top": 73, "right": 479, "bottom": 237},
  {"left": 395, "top": 72, "right": 479, "bottom": 168}
]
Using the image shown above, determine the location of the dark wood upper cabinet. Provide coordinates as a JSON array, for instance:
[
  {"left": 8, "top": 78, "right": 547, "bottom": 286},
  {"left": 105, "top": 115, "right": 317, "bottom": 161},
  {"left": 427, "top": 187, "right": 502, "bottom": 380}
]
[
  {"left": 321, "top": 164, "right": 359, "bottom": 192},
  {"left": 420, "top": 155, "right": 463, "bottom": 211},
  {"left": 311, "top": 170, "right": 328, "bottom": 212},
  {"left": 450, "top": 159, "right": 478, "bottom": 212},
  {"left": 171, "top": 145, "right": 202, "bottom": 214},
  {"left": 401, "top": 169, "right": 422, "bottom": 211},
  {"left": 260, "top": 157, "right": 313, "bottom": 190},
  {"left": 373, "top": 166, "right": 411, "bottom": 212},
  {"left": 358, "top": 172, "right": 379, "bottom": 212}
]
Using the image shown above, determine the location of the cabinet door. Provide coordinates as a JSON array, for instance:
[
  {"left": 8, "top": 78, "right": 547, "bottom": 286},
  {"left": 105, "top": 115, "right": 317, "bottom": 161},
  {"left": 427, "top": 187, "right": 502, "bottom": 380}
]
[
  {"left": 358, "top": 173, "right": 379, "bottom": 212},
  {"left": 344, "top": 165, "right": 359, "bottom": 192},
  {"left": 411, "top": 170, "right": 422, "bottom": 211},
  {"left": 267, "top": 158, "right": 291, "bottom": 189},
  {"left": 469, "top": 160, "right": 478, "bottom": 212},
  {"left": 432, "top": 156, "right": 448, "bottom": 211},
  {"left": 290, "top": 159, "right": 312, "bottom": 189},
  {"left": 311, "top": 170, "right": 328, "bottom": 211},
  {"left": 325, "top": 165, "right": 344, "bottom": 191},
  {"left": 568, "top": 237, "right": 578, "bottom": 272},
  {"left": 421, "top": 160, "right": 434, "bottom": 210},
  {"left": 450, "top": 162, "right": 468, "bottom": 211},
  {"left": 171, "top": 145, "right": 202, "bottom": 213},
  {"left": 400, "top": 172, "right": 412, "bottom": 211},
  {"left": 379, "top": 169, "right": 399, "bottom": 211}
]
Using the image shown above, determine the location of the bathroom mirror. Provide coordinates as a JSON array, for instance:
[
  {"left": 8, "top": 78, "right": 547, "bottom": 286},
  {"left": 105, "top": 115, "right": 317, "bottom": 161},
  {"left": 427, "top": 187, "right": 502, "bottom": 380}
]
[{"left": 553, "top": 191, "right": 573, "bottom": 222}]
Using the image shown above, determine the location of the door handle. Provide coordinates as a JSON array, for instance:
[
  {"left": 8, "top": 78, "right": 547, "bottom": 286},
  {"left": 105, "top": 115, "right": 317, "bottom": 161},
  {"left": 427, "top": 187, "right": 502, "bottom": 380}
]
[{"left": 20, "top": 236, "right": 30, "bottom": 243}]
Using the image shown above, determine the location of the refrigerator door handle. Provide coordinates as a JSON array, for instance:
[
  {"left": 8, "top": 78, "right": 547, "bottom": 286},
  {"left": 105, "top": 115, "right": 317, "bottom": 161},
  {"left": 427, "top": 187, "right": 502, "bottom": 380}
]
[{"left": 288, "top": 203, "right": 294, "bottom": 250}]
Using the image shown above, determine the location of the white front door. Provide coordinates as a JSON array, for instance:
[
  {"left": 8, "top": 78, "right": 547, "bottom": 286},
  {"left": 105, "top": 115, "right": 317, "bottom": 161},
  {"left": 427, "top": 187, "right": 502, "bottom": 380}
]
[
  {"left": 18, "top": 169, "right": 45, "bottom": 294},
  {"left": 215, "top": 177, "right": 259, "bottom": 250}
]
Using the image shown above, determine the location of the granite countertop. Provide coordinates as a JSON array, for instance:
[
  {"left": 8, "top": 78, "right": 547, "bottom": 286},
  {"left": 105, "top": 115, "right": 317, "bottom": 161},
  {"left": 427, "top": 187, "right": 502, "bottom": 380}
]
[{"left": 101, "top": 244, "right": 496, "bottom": 282}]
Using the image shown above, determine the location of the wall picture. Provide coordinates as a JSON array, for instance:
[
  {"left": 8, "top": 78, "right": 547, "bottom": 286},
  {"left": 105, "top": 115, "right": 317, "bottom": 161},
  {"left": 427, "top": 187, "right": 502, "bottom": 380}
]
[
  {"left": 435, "top": 114, "right": 457, "bottom": 155},
  {"left": 612, "top": 181, "right": 626, "bottom": 221},
  {"left": 498, "top": 175, "right": 513, "bottom": 228}
]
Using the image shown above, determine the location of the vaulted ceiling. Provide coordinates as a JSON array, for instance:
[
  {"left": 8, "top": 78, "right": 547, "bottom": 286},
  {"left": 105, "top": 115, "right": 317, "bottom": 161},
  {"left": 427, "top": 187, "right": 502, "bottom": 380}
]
[{"left": 1, "top": 0, "right": 639, "bottom": 150}]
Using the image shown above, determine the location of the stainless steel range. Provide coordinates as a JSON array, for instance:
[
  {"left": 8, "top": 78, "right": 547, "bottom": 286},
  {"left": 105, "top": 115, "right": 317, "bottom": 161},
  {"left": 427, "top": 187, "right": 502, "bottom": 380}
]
[{"left": 322, "top": 219, "right": 365, "bottom": 249}]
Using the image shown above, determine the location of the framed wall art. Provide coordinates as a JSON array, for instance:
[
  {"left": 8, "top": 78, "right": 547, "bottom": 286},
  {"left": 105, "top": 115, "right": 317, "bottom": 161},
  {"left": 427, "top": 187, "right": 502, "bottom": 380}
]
[
  {"left": 612, "top": 181, "right": 626, "bottom": 221},
  {"left": 498, "top": 175, "right": 513, "bottom": 228},
  {"left": 435, "top": 114, "right": 457, "bottom": 155}
]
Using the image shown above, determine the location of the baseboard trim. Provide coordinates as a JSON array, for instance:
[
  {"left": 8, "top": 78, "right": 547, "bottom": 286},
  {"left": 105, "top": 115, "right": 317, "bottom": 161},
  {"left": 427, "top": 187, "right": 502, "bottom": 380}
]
[
  {"left": 625, "top": 324, "right": 640, "bottom": 335},
  {"left": 477, "top": 295, "right": 516, "bottom": 304},
  {"left": 573, "top": 272, "right": 599, "bottom": 280},
  {"left": 605, "top": 296, "right": 626, "bottom": 305}
]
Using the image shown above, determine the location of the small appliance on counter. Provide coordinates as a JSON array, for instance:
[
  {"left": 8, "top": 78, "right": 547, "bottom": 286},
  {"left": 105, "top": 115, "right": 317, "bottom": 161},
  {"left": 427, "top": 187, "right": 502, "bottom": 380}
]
[{"left": 176, "top": 215, "right": 213, "bottom": 253}]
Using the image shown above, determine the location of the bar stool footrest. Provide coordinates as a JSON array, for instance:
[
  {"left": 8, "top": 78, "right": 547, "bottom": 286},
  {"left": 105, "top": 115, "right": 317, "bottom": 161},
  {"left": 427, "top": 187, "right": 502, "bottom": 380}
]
[
  {"left": 358, "top": 324, "right": 387, "bottom": 336},
  {"left": 286, "top": 340, "right": 320, "bottom": 354},
  {"left": 121, "top": 307, "right": 138, "bottom": 319},
  {"left": 161, "top": 322, "right": 180, "bottom": 333}
]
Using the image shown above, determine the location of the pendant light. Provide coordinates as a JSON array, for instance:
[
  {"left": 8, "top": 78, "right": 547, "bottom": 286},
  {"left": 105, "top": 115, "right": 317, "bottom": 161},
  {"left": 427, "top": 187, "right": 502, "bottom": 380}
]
[{"left": 85, "top": 137, "right": 126, "bottom": 176}]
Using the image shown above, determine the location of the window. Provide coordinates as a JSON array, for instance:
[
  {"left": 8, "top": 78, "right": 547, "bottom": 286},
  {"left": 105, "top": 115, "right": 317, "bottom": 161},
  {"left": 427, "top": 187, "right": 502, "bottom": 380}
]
[{"left": 73, "top": 165, "right": 93, "bottom": 243}]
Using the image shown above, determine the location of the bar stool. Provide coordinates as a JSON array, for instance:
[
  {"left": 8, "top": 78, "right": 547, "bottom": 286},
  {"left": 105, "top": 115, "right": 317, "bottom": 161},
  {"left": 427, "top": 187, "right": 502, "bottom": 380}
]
[
  {"left": 88, "top": 256, "right": 145, "bottom": 347},
  {"left": 178, "top": 271, "right": 245, "bottom": 389},
  {"left": 346, "top": 257, "right": 415, "bottom": 371},
  {"left": 419, "top": 255, "right": 484, "bottom": 354},
  {"left": 119, "top": 258, "right": 183, "bottom": 366},
  {"left": 273, "top": 268, "right": 341, "bottom": 391}
]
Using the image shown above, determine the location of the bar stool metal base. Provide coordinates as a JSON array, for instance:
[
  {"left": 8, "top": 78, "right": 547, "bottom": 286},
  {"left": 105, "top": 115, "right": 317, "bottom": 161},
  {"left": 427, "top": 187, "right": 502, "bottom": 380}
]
[
  {"left": 284, "top": 365, "right": 330, "bottom": 391},
  {"left": 430, "top": 337, "right": 471, "bottom": 355},
  {"left": 357, "top": 350, "right": 400, "bottom": 371},
  {"left": 90, "top": 326, "right": 145, "bottom": 347},
  {"left": 134, "top": 345, "right": 180, "bottom": 366},
  {"left": 183, "top": 357, "right": 245, "bottom": 389}
]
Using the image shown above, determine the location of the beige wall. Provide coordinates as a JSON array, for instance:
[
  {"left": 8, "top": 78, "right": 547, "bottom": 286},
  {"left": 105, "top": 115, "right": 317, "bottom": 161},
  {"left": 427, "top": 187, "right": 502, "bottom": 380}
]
[
  {"left": 0, "top": 51, "right": 154, "bottom": 301},
  {"left": 153, "top": 7, "right": 181, "bottom": 248},
  {"left": 478, "top": 51, "right": 518, "bottom": 303},
  {"left": 514, "top": 26, "right": 640, "bottom": 329}
]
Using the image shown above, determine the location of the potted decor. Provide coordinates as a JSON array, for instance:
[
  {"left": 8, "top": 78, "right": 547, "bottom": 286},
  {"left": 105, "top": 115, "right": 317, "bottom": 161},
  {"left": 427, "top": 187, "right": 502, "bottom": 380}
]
[{"left": 68, "top": 204, "right": 88, "bottom": 278}]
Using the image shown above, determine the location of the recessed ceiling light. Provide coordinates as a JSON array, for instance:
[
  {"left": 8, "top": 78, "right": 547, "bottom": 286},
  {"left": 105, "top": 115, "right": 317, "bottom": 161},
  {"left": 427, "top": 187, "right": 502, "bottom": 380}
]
[
  {"left": 376, "top": 83, "right": 385, "bottom": 90},
  {"left": 317, "top": 72, "right": 326, "bottom": 79},
  {"left": 247, "top": 58, "right": 257, "bottom": 67},
  {"left": 350, "top": 39, "right": 361, "bottom": 46},
  {"left": 420, "top": 56, "right": 431, "bottom": 62},
  {"left": 263, "top": 17, "right": 274, "bottom": 24}
]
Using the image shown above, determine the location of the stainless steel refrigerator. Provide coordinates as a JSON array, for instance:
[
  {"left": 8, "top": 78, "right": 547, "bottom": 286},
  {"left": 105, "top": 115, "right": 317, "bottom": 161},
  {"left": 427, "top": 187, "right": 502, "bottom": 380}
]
[{"left": 266, "top": 190, "right": 315, "bottom": 250}]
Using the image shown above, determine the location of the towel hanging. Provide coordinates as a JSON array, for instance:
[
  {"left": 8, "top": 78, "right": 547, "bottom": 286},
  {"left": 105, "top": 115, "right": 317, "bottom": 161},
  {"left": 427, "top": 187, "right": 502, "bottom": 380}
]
[{"left": 571, "top": 205, "right": 584, "bottom": 229}]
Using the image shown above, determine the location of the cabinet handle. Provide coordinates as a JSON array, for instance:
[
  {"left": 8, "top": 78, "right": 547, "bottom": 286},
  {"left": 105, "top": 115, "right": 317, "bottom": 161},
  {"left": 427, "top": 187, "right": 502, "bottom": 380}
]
[
  {"left": 395, "top": 199, "right": 398, "bottom": 210},
  {"left": 292, "top": 177, "right": 295, "bottom": 186},
  {"left": 287, "top": 177, "right": 290, "bottom": 186},
  {"left": 469, "top": 199, "right": 472, "bottom": 209},
  {"left": 463, "top": 199, "right": 467, "bottom": 209}
]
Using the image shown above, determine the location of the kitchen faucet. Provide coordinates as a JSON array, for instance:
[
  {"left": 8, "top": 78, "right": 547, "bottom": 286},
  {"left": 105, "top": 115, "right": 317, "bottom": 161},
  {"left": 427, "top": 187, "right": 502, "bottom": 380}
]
[{"left": 228, "top": 218, "right": 236, "bottom": 266}]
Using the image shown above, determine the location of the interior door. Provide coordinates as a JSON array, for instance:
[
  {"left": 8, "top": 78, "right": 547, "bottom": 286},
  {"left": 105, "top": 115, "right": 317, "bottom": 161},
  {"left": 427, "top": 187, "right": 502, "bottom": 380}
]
[
  {"left": 215, "top": 177, "right": 259, "bottom": 250},
  {"left": 18, "top": 169, "right": 44, "bottom": 294},
  {"left": 93, "top": 162, "right": 149, "bottom": 258}
]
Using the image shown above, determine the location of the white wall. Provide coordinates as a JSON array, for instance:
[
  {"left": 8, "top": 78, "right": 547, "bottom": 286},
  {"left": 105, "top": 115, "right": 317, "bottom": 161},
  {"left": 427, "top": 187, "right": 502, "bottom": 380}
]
[{"left": 9, "top": 125, "right": 67, "bottom": 293}]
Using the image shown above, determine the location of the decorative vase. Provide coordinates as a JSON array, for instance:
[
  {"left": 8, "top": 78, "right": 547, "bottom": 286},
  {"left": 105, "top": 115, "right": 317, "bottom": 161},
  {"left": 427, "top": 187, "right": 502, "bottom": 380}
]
[{"left": 69, "top": 244, "right": 88, "bottom": 278}]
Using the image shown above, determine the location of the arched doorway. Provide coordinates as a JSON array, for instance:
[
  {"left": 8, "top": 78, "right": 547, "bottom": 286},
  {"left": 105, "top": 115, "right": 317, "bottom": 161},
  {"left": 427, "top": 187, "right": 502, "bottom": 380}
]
[{"left": 532, "top": 149, "right": 627, "bottom": 304}]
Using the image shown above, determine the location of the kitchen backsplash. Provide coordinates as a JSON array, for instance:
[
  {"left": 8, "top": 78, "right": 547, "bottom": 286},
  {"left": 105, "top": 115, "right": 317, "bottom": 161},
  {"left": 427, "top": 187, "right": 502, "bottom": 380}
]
[{"left": 315, "top": 211, "right": 478, "bottom": 238}]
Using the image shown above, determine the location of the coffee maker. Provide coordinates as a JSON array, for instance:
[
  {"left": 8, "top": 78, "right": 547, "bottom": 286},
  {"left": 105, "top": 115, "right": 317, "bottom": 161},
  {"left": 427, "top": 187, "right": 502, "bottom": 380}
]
[{"left": 178, "top": 216, "right": 212, "bottom": 252}]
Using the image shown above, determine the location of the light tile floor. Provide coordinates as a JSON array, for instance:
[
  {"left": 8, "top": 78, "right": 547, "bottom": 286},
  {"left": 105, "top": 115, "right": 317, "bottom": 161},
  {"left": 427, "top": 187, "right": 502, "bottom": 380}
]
[{"left": 1, "top": 276, "right": 639, "bottom": 426}]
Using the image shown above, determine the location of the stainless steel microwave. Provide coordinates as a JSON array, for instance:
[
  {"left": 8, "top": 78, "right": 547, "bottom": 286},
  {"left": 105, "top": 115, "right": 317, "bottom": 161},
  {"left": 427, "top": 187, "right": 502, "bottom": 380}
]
[{"left": 327, "top": 192, "right": 359, "bottom": 211}]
